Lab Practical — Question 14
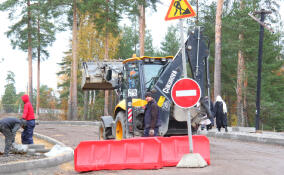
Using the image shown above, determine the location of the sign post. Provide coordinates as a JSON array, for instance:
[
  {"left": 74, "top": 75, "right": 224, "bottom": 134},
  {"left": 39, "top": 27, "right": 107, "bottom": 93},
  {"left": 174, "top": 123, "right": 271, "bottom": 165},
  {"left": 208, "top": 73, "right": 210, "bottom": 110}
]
[
  {"left": 165, "top": 0, "right": 197, "bottom": 154},
  {"left": 181, "top": 19, "right": 193, "bottom": 153},
  {"left": 166, "top": 1, "right": 206, "bottom": 168},
  {"left": 171, "top": 78, "right": 201, "bottom": 153}
]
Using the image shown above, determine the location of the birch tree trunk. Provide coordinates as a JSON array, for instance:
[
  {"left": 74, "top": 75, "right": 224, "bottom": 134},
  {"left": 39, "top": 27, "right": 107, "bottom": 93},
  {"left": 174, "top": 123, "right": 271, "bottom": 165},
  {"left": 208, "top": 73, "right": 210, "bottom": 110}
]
[
  {"left": 104, "top": 34, "right": 110, "bottom": 116},
  {"left": 139, "top": 4, "right": 145, "bottom": 56},
  {"left": 83, "top": 91, "right": 89, "bottom": 120},
  {"left": 104, "top": 0, "right": 110, "bottom": 116},
  {"left": 237, "top": 0, "right": 245, "bottom": 126},
  {"left": 237, "top": 33, "right": 245, "bottom": 126},
  {"left": 68, "top": 0, "right": 78, "bottom": 120},
  {"left": 108, "top": 90, "right": 113, "bottom": 116},
  {"left": 244, "top": 72, "right": 248, "bottom": 126},
  {"left": 213, "top": 0, "right": 224, "bottom": 100},
  {"left": 36, "top": 12, "right": 40, "bottom": 119},
  {"left": 67, "top": 79, "right": 72, "bottom": 120},
  {"left": 27, "top": 0, "right": 33, "bottom": 104}
]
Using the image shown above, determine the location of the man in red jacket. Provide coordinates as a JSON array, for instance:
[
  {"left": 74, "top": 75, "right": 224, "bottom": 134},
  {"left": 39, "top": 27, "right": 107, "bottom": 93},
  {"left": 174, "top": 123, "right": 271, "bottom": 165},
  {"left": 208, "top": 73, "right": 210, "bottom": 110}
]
[{"left": 21, "top": 94, "right": 35, "bottom": 144}]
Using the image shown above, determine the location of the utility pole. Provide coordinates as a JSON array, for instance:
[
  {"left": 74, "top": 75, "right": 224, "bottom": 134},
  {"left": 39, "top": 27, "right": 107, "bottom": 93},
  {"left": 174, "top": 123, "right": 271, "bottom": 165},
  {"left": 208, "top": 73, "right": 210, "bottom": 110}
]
[{"left": 252, "top": 9, "right": 272, "bottom": 132}]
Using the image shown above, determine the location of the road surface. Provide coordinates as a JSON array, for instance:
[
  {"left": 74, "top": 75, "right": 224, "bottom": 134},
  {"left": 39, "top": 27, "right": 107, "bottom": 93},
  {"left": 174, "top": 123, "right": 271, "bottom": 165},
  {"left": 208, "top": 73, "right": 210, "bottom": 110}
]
[{"left": 11, "top": 124, "right": 284, "bottom": 175}]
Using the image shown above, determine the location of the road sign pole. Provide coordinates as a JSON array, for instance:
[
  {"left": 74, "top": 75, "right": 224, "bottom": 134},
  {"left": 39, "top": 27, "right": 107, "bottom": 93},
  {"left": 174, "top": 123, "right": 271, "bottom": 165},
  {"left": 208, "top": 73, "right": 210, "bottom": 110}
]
[
  {"left": 187, "top": 110, "right": 194, "bottom": 153},
  {"left": 167, "top": 1, "right": 206, "bottom": 167},
  {"left": 179, "top": 19, "right": 187, "bottom": 78},
  {"left": 179, "top": 19, "right": 193, "bottom": 153}
]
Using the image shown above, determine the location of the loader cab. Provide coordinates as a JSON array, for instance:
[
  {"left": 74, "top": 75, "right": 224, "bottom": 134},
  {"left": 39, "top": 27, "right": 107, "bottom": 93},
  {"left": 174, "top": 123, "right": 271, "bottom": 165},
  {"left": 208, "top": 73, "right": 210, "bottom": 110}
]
[
  {"left": 119, "top": 56, "right": 173, "bottom": 101},
  {"left": 120, "top": 59, "right": 142, "bottom": 100}
]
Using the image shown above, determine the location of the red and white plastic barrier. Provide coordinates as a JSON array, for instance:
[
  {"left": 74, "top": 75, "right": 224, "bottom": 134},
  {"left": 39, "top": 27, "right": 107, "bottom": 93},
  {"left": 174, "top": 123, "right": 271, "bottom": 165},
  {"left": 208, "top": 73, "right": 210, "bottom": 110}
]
[
  {"left": 74, "top": 138, "right": 163, "bottom": 172},
  {"left": 74, "top": 135, "right": 210, "bottom": 172}
]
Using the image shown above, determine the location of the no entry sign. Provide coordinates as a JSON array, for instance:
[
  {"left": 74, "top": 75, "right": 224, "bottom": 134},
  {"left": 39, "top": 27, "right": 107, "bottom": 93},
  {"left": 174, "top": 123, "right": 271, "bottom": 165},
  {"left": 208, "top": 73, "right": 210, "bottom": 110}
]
[{"left": 171, "top": 78, "right": 201, "bottom": 108}]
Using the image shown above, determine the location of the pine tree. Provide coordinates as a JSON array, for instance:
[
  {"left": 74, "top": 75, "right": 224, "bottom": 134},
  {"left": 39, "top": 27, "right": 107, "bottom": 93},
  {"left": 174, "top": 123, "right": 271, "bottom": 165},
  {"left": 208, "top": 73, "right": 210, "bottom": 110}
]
[
  {"left": 79, "top": 0, "right": 131, "bottom": 115},
  {"left": 2, "top": 71, "right": 17, "bottom": 113},
  {"left": 160, "top": 25, "right": 180, "bottom": 56},
  {"left": 214, "top": 0, "right": 224, "bottom": 100},
  {"left": 0, "top": 0, "right": 33, "bottom": 103},
  {"left": 77, "top": 12, "right": 120, "bottom": 118},
  {"left": 128, "top": 0, "right": 157, "bottom": 56},
  {"left": 0, "top": 0, "right": 64, "bottom": 113},
  {"left": 116, "top": 25, "right": 139, "bottom": 59},
  {"left": 144, "top": 29, "right": 155, "bottom": 56}
]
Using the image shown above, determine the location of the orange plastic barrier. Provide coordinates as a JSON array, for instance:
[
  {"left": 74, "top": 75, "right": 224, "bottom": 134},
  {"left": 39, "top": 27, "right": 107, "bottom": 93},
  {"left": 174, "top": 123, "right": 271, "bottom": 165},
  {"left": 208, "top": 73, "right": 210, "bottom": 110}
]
[
  {"left": 74, "top": 138, "right": 163, "bottom": 172},
  {"left": 157, "top": 135, "right": 210, "bottom": 166}
]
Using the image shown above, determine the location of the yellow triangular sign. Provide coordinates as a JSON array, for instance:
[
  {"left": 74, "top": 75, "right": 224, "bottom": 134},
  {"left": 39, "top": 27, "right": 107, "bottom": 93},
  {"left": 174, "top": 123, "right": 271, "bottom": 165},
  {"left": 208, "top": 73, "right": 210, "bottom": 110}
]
[{"left": 165, "top": 0, "right": 196, "bottom": 21}]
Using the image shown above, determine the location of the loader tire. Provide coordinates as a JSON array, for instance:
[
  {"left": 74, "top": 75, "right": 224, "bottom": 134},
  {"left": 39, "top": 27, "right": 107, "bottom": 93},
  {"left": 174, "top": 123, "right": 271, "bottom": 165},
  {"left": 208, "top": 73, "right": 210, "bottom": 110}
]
[
  {"left": 99, "top": 121, "right": 112, "bottom": 140},
  {"left": 99, "top": 121, "right": 106, "bottom": 140},
  {"left": 114, "top": 111, "right": 126, "bottom": 140}
]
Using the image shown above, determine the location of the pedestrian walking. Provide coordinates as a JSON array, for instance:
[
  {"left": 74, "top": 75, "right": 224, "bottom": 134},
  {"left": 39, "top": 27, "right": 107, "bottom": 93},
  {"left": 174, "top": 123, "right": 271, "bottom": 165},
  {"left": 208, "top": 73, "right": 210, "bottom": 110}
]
[
  {"left": 213, "top": 95, "right": 228, "bottom": 132},
  {"left": 143, "top": 92, "right": 161, "bottom": 136},
  {"left": 21, "top": 94, "right": 36, "bottom": 144},
  {"left": 0, "top": 117, "right": 26, "bottom": 156}
]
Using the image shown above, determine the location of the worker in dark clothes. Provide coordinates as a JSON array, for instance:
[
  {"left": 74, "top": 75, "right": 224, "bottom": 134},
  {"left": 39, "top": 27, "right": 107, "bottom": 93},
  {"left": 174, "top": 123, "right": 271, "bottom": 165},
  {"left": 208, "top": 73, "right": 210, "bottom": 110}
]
[
  {"left": 143, "top": 92, "right": 161, "bottom": 136},
  {"left": 0, "top": 117, "right": 26, "bottom": 156},
  {"left": 21, "top": 94, "right": 36, "bottom": 144},
  {"left": 205, "top": 96, "right": 215, "bottom": 130},
  {"left": 201, "top": 96, "right": 215, "bottom": 131}
]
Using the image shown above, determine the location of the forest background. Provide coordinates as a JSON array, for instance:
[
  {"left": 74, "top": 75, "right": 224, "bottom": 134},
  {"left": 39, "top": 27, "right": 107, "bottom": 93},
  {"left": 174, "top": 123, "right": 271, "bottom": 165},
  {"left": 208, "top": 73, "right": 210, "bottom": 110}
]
[{"left": 0, "top": 0, "right": 283, "bottom": 131}]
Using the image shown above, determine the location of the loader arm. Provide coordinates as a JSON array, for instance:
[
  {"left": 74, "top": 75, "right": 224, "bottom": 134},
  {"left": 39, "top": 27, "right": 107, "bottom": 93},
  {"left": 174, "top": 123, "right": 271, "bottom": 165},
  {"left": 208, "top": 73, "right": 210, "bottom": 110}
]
[{"left": 149, "top": 27, "right": 210, "bottom": 135}]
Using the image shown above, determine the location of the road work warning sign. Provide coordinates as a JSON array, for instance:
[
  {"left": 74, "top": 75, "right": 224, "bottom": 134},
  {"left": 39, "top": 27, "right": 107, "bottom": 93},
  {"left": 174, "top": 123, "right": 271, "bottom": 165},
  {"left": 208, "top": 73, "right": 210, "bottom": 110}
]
[{"left": 165, "top": 0, "right": 196, "bottom": 21}]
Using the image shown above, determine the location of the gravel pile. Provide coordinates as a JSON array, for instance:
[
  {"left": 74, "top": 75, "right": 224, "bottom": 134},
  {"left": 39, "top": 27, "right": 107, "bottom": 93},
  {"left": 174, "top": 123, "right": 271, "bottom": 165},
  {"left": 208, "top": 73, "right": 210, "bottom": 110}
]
[{"left": 0, "top": 136, "right": 45, "bottom": 164}]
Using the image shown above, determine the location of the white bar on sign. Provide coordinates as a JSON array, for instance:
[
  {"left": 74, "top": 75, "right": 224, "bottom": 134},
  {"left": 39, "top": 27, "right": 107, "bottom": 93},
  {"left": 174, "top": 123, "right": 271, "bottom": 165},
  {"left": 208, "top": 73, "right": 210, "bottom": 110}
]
[{"left": 176, "top": 90, "right": 196, "bottom": 97}]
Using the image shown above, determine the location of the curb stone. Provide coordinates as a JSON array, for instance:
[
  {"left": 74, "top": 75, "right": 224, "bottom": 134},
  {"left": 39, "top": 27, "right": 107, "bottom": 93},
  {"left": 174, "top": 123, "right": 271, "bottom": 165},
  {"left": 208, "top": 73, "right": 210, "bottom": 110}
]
[
  {"left": 27, "top": 144, "right": 45, "bottom": 149},
  {"left": 38, "top": 120, "right": 100, "bottom": 126},
  {"left": 199, "top": 129, "right": 284, "bottom": 146},
  {"left": 0, "top": 132, "right": 74, "bottom": 174},
  {"left": 0, "top": 151, "right": 73, "bottom": 174},
  {"left": 33, "top": 132, "right": 66, "bottom": 146}
]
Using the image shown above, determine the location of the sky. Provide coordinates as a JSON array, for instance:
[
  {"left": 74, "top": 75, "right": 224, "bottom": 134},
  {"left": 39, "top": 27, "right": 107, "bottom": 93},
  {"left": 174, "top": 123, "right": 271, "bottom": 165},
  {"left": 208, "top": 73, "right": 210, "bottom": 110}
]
[
  {"left": 0, "top": 1, "right": 283, "bottom": 97},
  {"left": 0, "top": 1, "right": 178, "bottom": 97}
]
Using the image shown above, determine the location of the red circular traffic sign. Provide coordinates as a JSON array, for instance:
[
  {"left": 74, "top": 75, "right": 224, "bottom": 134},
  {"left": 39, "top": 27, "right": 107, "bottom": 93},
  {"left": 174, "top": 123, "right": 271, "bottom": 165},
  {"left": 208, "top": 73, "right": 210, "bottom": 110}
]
[{"left": 171, "top": 78, "right": 201, "bottom": 108}]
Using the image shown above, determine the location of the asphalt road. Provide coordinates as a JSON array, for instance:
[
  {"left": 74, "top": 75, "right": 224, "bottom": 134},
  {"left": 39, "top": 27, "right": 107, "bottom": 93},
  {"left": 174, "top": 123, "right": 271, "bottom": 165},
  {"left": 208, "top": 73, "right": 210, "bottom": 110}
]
[{"left": 10, "top": 124, "right": 284, "bottom": 175}]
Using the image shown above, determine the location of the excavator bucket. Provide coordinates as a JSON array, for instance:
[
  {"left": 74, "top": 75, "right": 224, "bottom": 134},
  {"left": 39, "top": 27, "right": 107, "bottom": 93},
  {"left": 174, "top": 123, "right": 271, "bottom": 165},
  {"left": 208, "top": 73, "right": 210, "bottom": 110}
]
[{"left": 81, "top": 61, "right": 123, "bottom": 90}]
